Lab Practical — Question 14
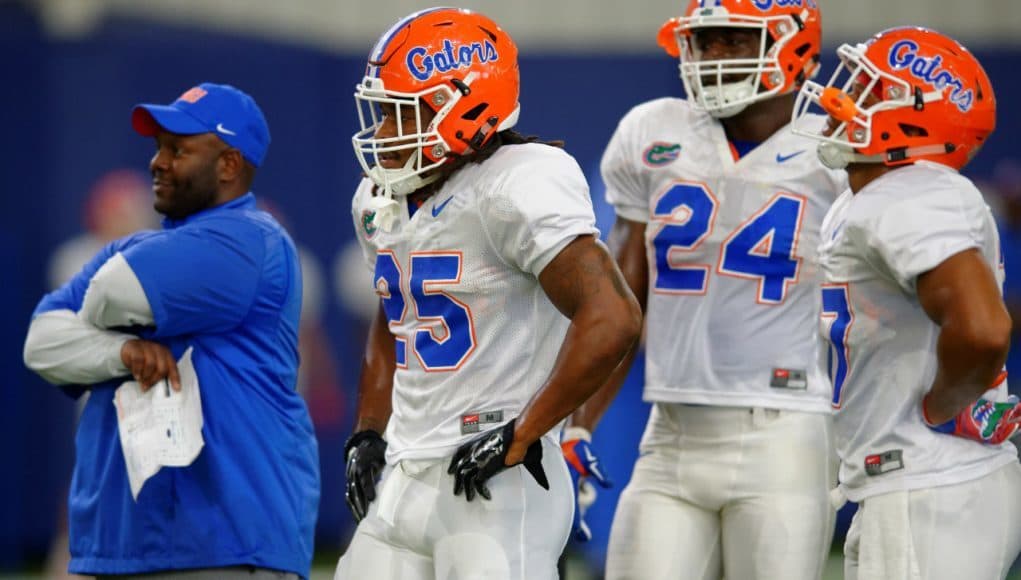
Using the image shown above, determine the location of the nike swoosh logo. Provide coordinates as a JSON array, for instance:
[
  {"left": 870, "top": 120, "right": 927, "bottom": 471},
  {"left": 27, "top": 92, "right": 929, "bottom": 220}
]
[
  {"left": 216, "top": 123, "right": 237, "bottom": 136},
  {"left": 776, "top": 150, "right": 806, "bottom": 163},
  {"left": 432, "top": 196, "right": 454, "bottom": 217}
]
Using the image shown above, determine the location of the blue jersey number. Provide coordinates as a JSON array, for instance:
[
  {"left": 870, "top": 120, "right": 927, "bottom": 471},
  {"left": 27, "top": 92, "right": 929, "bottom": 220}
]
[
  {"left": 718, "top": 194, "right": 805, "bottom": 303},
  {"left": 410, "top": 253, "right": 476, "bottom": 370},
  {"left": 373, "top": 251, "right": 476, "bottom": 371},
  {"left": 821, "top": 284, "right": 853, "bottom": 407},
  {"left": 650, "top": 182, "right": 718, "bottom": 293},
  {"left": 374, "top": 251, "right": 408, "bottom": 367},
  {"left": 651, "top": 183, "right": 805, "bottom": 303}
]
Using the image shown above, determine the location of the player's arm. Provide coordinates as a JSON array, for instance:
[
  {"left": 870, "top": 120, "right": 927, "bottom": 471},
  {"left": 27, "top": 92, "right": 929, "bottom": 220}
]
[
  {"left": 919, "top": 248, "right": 1012, "bottom": 425},
  {"left": 557, "top": 219, "right": 647, "bottom": 537},
  {"left": 568, "top": 217, "right": 648, "bottom": 433},
  {"left": 344, "top": 302, "right": 395, "bottom": 521},
  {"left": 506, "top": 234, "right": 643, "bottom": 464},
  {"left": 353, "top": 303, "right": 396, "bottom": 434}
]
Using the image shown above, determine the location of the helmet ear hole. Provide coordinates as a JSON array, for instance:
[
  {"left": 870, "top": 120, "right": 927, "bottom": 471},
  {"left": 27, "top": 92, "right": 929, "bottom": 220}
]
[
  {"left": 898, "top": 123, "right": 929, "bottom": 138},
  {"left": 975, "top": 81, "right": 987, "bottom": 101}
]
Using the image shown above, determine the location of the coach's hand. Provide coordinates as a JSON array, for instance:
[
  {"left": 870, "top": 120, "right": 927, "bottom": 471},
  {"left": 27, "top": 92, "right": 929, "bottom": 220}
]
[
  {"left": 562, "top": 427, "right": 612, "bottom": 542},
  {"left": 448, "top": 419, "right": 550, "bottom": 501},
  {"left": 344, "top": 430, "right": 387, "bottom": 522},
  {"left": 120, "top": 339, "right": 181, "bottom": 392}
]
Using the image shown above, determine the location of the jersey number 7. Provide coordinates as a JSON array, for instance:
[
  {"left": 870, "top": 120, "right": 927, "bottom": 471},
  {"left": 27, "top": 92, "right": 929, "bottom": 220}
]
[
  {"left": 820, "top": 284, "right": 853, "bottom": 407},
  {"left": 650, "top": 181, "right": 806, "bottom": 304}
]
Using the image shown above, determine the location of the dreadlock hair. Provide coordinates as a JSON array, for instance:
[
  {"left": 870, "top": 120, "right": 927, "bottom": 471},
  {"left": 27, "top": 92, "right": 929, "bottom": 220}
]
[{"left": 437, "top": 129, "right": 565, "bottom": 179}]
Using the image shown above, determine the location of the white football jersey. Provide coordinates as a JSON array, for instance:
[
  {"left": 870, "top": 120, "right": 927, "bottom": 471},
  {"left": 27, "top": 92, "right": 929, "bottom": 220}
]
[
  {"left": 817, "top": 161, "right": 1018, "bottom": 502},
  {"left": 352, "top": 143, "right": 599, "bottom": 464},
  {"left": 602, "top": 98, "right": 846, "bottom": 412}
]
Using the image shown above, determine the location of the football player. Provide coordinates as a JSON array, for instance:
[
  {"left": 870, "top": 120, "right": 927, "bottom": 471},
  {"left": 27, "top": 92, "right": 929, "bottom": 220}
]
[
  {"left": 335, "top": 7, "right": 642, "bottom": 580},
  {"left": 564, "top": 1, "right": 846, "bottom": 578},
  {"left": 794, "top": 26, "right": 1021, "bottom": 579}
]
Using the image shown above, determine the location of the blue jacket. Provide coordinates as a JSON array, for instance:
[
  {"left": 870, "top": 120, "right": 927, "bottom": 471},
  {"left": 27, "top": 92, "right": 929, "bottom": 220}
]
[{"left": 34, "top": 194, "right": 320, "bottom": 578}]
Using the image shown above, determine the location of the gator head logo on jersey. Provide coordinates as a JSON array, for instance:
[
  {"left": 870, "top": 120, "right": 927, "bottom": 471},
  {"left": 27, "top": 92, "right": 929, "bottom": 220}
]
[
  {"left": 643, "top": 142, "right": 683, "bottom": 167},
  {"left": 361, "top": 209, "right": 378, "bottom": 239},
  {"left": 406, "top": 39, "right": 499, "bottom": 82}
]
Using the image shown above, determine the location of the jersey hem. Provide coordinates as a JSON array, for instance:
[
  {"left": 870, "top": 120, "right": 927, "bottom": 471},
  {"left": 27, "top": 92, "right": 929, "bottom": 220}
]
[
  {"left": 841, "top": 453, "right": 1019, "bottom": 503},
  {"left": 69, "top": 553, "right": 308, "bottom": 579},
  {"left": 387, "top": 431, "right": 562, "bottom": 465},
  {"left": 529, "top": 225, "right": 600, "bottom": 277},
  {"left": 642, "top": 387, "right": 833, "bottom": 414}
]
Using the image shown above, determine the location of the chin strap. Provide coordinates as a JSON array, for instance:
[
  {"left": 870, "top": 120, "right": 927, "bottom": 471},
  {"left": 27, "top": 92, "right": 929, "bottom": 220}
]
[
  {"left": 817, "top": 142, "right": 954, "bottom": 170},
  {"left": 365, "top": 196, "right": 401, "bottom": 233},
  {"left": 366, "top": 156, "right": 443, "bottom": 233}
]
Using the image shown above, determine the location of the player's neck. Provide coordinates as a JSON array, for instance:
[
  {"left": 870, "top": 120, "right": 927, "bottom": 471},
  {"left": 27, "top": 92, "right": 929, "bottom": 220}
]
[
  {"left": 408, "top": 179, "right": 442, "bottom": 206},
  {"left": 720, "top": 93, "right": 795, "bottom": 143},
  {"left": 847, "top": 163, "right": 897, "bottom": 194}
]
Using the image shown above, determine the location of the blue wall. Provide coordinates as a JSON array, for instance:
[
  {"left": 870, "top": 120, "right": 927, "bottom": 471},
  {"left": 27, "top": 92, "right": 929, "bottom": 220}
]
[{"left": 3, "top": 3, "right": 1020, "bottom": 571}]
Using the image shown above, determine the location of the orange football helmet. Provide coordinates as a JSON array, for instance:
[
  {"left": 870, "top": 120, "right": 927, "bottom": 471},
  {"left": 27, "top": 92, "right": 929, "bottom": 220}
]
[
  {"left": 792, "top": 27, "right": 996, "bottom": 170},
  {"left": 353, "top": 7, "right": 520, "bottom": 198},
  {"left": 657, "top": 0, "right": 822, "bottom": 118}
]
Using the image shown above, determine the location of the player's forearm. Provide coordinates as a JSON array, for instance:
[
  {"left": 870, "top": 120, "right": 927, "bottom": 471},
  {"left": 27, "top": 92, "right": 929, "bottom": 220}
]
[
  {"left": 354, "top": 305, "right": 396, "bottom": 434},
  {"left": 567, "top": 216, "right": 648, "bottom": 433},
  {"left": 924, "top": 318, "right": 1010, "bottom": 424},
  {"left": 23, "top": 310, "right": 133, "bottom": 385},
  {"left": 569, "top": 342, "right": 640, "bottom": 432},
  {"left": 512, "top": 300, "right": 642, "bottom": 456}
]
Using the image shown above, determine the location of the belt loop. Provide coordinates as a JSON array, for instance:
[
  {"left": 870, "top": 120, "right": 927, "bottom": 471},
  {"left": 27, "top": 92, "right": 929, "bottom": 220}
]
[{"left": 751, "top": 407, "right": 765, "bottom": 427}]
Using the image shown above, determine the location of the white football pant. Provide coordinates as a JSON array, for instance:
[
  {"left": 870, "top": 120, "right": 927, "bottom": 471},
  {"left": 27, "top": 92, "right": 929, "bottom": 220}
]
[
  {"left": 606, "top": 403, "right": 837, "bottom": 580},
  {"left": 335, "top": 437, "right": 571, "bottom": 580},
  {"left": 844, "top": 461, "right": 1021, "bottom": 580}
]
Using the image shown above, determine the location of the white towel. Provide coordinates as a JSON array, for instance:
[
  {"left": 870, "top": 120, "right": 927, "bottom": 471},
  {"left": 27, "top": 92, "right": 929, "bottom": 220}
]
[{"left": 857, "top": 491, "right": 921, "bottom": 580}]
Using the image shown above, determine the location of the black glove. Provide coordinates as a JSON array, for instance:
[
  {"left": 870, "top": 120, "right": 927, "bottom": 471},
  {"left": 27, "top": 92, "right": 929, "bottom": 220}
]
[
  {"left": 344, "top": 429, "right": 387, "bottom": 522},
  {"left": 447, "top": 419, "right": 550, "bottom": 501}
]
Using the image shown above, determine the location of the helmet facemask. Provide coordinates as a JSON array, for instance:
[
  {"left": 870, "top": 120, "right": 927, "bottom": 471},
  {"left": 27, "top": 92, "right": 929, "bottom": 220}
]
[
  {"left": 677, "top": 11, "right": 803, "bottom": 118},
  {"left": 353, "top": 76, "right": 462, "bottom": 198},
  {"left": 352, "top": 76, "right": 473, "bottom": 231}
]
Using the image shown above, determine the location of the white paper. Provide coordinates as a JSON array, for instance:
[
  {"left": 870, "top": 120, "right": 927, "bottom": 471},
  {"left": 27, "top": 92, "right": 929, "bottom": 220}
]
[{"left": 113, "top": 347, "right": 204, "bottom": 500}]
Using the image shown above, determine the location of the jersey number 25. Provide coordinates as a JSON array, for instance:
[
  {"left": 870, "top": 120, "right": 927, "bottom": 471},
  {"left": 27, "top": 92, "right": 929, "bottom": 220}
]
[{"left": 374, "top": 251, "right": 477, "bottom": 371}]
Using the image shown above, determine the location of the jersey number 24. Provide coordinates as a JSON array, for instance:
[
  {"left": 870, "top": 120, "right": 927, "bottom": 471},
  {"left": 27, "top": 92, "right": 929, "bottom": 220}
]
[{"left": 651, "top": 181, "right": 806, "bottom": 304}]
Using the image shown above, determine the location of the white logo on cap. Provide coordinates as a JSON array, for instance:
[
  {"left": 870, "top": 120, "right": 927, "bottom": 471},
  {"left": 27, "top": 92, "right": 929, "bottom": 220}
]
[{"left": 216, "top": 123, "right": 237, "bottom": 136}]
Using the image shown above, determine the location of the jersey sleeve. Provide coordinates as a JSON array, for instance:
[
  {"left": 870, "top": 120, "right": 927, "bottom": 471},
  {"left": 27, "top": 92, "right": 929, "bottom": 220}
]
[
  {"left": 481, "top": 146, "right": 599, "bottom": 277},
  {"left": 351, "top": 179, "right": 379, "bottom": 275},
  {"left": 119, "top": 218, "right": 265, "bottom": 337},
  {"left": 601, "top": 107, "right": 650, "bottom": 223},
  {"left": 868, "top": 186, "right": 984, "bottom": 293}
]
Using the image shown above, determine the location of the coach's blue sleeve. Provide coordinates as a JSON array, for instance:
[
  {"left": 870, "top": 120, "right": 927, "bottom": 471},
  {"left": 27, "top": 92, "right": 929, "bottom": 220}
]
[{"left": 119, "top": 220, "right": 264, "bottom": 337}]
